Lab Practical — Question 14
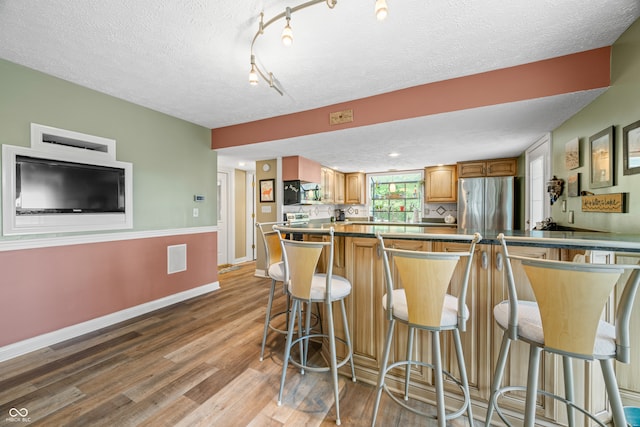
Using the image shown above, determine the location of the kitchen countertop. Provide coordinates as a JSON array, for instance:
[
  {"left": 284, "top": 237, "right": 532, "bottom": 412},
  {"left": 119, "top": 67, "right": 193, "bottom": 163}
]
[{"left": 279, "top": 221, "right": 640, "bottom": 252}]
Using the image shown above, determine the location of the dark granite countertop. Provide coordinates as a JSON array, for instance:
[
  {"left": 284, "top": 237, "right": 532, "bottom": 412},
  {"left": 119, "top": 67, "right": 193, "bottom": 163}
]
[{"left": 278, "top": 220, "right": 640, "bottom": 252}]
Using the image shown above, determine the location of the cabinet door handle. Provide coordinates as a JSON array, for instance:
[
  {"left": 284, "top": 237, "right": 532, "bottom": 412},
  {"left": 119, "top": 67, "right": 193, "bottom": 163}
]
[
  {"left": 481, "top": 251, "right": 488, "bottom": 270},
  {"left": 496, "top": 252, "right": 503, "bottom": 272}
]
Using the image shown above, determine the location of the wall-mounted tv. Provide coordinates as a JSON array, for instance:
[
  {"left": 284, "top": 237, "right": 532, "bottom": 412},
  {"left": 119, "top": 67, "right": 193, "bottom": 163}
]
[
  {"left": 16, "top": 155, "right": 126, "bottom": 215},
  {"left": 2, "top": 144, "right": 133, "bottom": 236}
]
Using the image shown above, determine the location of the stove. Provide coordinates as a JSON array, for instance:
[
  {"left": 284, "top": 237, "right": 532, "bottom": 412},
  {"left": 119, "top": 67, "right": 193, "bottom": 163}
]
[{"left": 285, "top": 212, "right": 310, "bottom": 224}]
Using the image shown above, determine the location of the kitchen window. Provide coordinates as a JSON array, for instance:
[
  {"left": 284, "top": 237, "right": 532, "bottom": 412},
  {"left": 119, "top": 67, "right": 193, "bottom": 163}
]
[{"left": 368, "top": 171, "right": 423, "bottom": 222}]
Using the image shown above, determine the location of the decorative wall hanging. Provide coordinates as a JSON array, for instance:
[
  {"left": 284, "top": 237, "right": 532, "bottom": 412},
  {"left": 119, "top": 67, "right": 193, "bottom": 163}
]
[
  {"left": 623, "top": 119, "right": 640, "bottom": 175},
  {"left": 260, "top": 179, "right": 275, "bottom": 202},
  {"left": 567, "top": 173, "right": 580, "bottom": 197},
  {"left": 565, "top": 137, "right": 579, "bottom": 170},
  {"left": 589, "top": 126, "right": 614, "bottom": 189},
  {"left": 581, "top": 193, "right": 626, "bottom": 213},
  {"left": 546, "top": 175, "right": 564, "bottom": 205}
]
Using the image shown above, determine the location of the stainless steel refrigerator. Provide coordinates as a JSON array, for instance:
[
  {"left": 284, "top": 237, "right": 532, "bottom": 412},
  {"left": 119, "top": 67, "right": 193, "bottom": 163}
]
[{"left": 457, "top": 177, "right": 514, "bottom": 231}]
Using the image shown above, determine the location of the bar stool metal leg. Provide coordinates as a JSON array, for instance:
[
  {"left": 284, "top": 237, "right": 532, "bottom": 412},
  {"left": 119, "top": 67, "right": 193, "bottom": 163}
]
[
  {"left": 563, "top": 356, "right": 575, "bottom": 427},
  {"left": 326, "top": 299, "right": 341, "bottom": 425},
  {"left": 432, "top": 331, "right": 446, "bottom": 427},
  {"left": 601, "top": 358, "right": 627, "bottom": 427},
  {"left": 371, "top": 318, "right": 396, "bottom": 427},
  {"left": 524, "top": 345, "right": 542, "bottom": 427},
  {"left": 485, "top": 333, "right": 511, "bottom": 425},
  {"left": 453, "top": 328, "right": 474, "bottom": 423},
  {"left": 404, "top": 326, "right": 414, "bottom": 401},
  {"left": 278, "top": 299, "right": 299, "bottom": 406},
  {"left": 339, "top": 299, "right": 356, "bottom": 382},
  {"left": 260, "top": 278, "right": 277, "bottom": 361}
]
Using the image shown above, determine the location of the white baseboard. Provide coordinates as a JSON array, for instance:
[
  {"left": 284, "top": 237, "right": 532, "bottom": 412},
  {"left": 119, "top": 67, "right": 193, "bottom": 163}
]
[{"left": 0, "top": 281, "right": 220, "bottom": 363}]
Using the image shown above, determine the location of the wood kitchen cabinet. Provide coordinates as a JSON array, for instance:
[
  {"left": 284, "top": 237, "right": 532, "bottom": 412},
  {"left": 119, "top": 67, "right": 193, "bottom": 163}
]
[
  {"left": 457, "top": 157, "right": 517, "bottom": 178},
  {"left": 321, "top": 167, "right": 335, "bottom": 203},
  {"left": 334, "top": 171, "right": 345, "bottom": 204},
  {"left": 345, "top": 172, "right": 365, "bottom": 204},
  {"left": 425, "top": 165, "right": 457, "bottom": 202}
]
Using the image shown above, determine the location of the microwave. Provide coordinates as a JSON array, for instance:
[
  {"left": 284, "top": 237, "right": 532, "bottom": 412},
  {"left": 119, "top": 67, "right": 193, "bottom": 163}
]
[{"left": 283, "top": 180, "right": 322, "bottom": 205}]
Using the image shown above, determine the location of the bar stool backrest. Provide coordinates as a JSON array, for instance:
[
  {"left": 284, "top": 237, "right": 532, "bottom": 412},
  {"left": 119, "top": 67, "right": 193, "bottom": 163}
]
[
  {"left": 377, "top": 232, "right": 481, "bottom": 330},
  {"left": 499, "top": 234, "right": 640, "bottom": 361},
  {"left": 274, "top": 227, "right": 334, "bottom": 301},
  {"left": 519, "top": 258, "right": 622, "bottom": 357},
  {"left": 394, "top": 253, "right": 461, "bottom": 327},
  {"left": 256, "top": 222, "right": 283, "bottom": 272}
]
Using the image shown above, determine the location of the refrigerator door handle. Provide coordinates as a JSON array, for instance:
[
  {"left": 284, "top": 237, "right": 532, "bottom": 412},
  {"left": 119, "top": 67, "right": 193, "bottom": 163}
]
[{"left": 481, "top": 251, "right": 488, "bottom": 270}]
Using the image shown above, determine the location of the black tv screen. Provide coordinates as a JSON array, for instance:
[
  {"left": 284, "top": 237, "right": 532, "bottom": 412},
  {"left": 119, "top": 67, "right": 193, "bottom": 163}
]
[{"left": 15, "top": 155, "right": 126, "bottom": 214}]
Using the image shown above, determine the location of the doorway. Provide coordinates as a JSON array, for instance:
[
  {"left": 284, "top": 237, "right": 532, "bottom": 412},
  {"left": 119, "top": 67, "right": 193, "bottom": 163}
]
[
  {"left": 525, "top": 134, "right": 551, "bottom": 230},
  {"left": 217, "top": 171, "right": 229, "bottom": 266}
]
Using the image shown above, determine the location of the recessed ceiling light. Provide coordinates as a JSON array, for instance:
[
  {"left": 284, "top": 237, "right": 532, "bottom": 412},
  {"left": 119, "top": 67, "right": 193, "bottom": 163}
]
[{"left": 388, "top": 152, "right": 399, "bottom": 157}]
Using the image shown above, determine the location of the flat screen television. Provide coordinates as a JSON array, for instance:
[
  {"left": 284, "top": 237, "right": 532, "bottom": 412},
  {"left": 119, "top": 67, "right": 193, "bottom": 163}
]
[
  {"left": 2, "top": 144, "right": 133, "bottom": 235},
  {"left": 16, "top": 155, "right": 126, "bottom": 214}
]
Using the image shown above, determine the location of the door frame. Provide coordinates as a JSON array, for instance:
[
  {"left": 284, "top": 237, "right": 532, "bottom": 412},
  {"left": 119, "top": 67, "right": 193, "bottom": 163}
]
[{"left": 525, "top": 133, "right": 551, "bottom": 230}]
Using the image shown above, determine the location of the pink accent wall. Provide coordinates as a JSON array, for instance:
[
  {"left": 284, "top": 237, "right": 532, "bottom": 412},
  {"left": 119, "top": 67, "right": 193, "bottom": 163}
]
[
  {"left": 0, "top": 231, "right": 218, "bottom": 346},
  {"left": 211, "top": 47, "right": 611, "bottom": 149}
]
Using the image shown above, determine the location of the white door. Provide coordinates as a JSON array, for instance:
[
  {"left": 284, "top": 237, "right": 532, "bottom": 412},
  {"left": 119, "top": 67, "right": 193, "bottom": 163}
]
[
  {"left": 525, "top": 134, "right": 551, "bottom": 230},
  {"left": 217, "top": 172, "right": 229, "bottom": 266}
]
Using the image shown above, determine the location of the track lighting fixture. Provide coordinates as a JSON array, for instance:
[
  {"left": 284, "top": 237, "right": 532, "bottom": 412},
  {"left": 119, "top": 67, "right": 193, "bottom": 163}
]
[
  {"left": 375, "top": 0, "right": 388, "bottom": 21},
  {"left": 282, "top": 7, "right": 293, "bottom": 46},
  {"left": 249, "top": 0, "right": 388, "bottom": 95}
]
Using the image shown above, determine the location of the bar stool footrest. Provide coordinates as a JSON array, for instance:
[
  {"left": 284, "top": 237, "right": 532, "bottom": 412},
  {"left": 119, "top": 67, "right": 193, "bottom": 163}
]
[
  {"left": 287, "top": 333, "right": 352, "bottom": 373},
  {"left": 381, "top": 359, "right": 470, "bottom": 421},
  {"left": 490, "top": 385, "right": 608, "bottom": 427}
]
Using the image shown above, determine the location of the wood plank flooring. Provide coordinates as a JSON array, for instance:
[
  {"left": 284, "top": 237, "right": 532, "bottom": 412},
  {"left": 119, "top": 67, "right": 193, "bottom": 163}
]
[{"left": 0, "top": 262, "right": 471, "bottom": 426}]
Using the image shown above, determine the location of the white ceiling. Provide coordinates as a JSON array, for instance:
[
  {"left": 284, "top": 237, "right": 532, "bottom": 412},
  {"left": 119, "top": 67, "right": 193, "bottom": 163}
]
[{"left": 0, "top": 1, "right": 638, "bottom": 173}]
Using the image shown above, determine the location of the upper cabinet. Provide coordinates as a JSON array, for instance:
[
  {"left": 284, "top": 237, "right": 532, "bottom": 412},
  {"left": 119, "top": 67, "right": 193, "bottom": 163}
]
[
  {"left": 425, "top": 165, "right": 457, "bottom": 203},
  {"left": 457, "top": 157, "right": 517, "bottom": 178},
  {"left": 334, "top": 171, "right": 345, "bottom": 204},
  {"left": 321, "top": 167, "right": 335, "bottom": 203},
  {"left": 282, "top": 155, "right": 322, "bottom": 183},
  {"left": 345, "top": 172, "right": 365, "bottom": 204}
]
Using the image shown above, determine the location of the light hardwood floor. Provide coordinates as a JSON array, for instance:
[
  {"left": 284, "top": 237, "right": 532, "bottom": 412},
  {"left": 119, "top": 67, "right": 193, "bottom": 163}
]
[{"left": 0, "top": 262, "right": 473, "bottom": 426}]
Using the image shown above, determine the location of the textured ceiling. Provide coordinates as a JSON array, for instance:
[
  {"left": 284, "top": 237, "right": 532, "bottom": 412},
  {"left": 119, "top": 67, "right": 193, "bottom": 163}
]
[{"left": 0, "top": 1, "right": 638, "bottom": 172}]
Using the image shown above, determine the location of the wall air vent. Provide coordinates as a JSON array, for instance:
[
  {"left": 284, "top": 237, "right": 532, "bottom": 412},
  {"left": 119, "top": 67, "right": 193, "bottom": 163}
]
[
  {"left": 41, "top": 133, "right": 109, "bottom": 152},
  {"left": 167, "top": 244, "right": 187, "bottom": 274},
  {"left": 31, "top": 123, "right": 116, "bottom": 160}
]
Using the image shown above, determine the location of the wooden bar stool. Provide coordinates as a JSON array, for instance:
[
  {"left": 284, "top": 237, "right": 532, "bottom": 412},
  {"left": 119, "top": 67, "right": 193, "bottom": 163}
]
[
  {"left": 274, "top": 226, "right": 356, "bottom": 426},
  {"left": 486, "top": 234, "right": 640, "bottom": 427},
  {"left": 371, "top": 232, "right": 482, "bottom": 427}
]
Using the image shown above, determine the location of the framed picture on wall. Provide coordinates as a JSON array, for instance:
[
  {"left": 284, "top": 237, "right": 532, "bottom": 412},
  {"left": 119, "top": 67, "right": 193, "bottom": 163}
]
[
  {"left": 565, "top": 137, "right": 579, "bottom": 170},
  {"left": 623, "top": 119, "right": 640, "bottom": 175},
  {"left": 260, "top": 179, "right": 275, "bottom": 202},
  {"left": 589, "top": 126, "right": 614, "bottom": 189},
  {"left": 567, "top": 173, "right": 580, "bottom": 197}
]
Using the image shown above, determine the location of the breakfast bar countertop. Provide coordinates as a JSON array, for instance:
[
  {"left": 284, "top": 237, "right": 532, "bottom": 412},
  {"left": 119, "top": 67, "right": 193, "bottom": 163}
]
[{"left": 279, "top": 220, "right": 640, "bottom": 252}]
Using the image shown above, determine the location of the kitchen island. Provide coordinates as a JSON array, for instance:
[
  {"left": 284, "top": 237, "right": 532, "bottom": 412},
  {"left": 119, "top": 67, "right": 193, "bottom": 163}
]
[{"left": 279, "top": 222, "right": 640, "bottom": 426}]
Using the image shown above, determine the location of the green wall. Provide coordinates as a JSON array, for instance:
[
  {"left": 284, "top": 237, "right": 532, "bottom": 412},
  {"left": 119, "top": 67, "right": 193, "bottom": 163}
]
[
  {"left": 551, "top": 18, "right": 640, "bottom": 233},
  {"left": 0, "top": 59, "right": 217, "bottom": 239}
]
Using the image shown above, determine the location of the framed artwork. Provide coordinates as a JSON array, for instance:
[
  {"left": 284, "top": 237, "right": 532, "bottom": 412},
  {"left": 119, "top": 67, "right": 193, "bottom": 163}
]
[
  {"left": 623, "top": 119, "right": 640, "bottom": 175},
  {"left": 259, "top": 179, "right": 275, "bottom": 202},
  {"left": 565, "top": 137, "right": 579, "bottom": 170},
  {"left": 589, "top": 126, "right": 614, "bottom": 189},
  {"left": 567, "top": 173, "right": 580, "bottom": 197}
]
